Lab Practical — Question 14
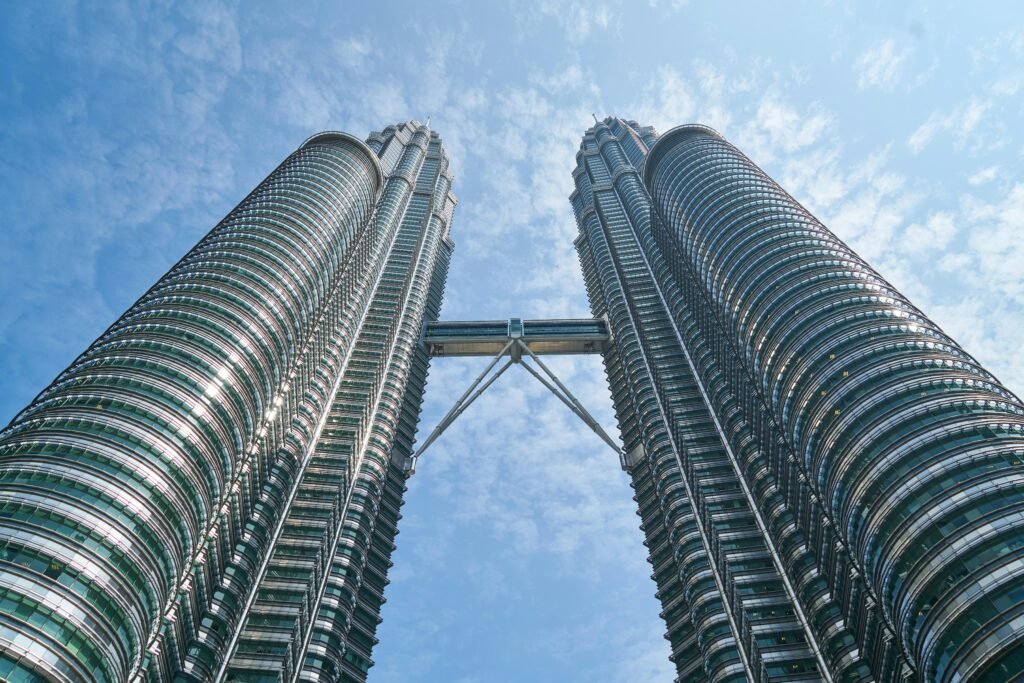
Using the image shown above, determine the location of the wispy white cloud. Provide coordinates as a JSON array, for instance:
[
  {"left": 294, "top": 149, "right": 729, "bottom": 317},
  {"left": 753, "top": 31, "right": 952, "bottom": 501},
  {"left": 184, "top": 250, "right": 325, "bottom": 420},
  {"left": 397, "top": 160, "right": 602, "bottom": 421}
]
[
  {"left": 969, "top": 28, "right": 1024, "bottom": 71},
  {"left": 903, "top": 211, "right": 957, "bottom": 252},
  {"left": 854, "top": 39, "right": 911, "bottom": 90},
  {"left": 991, "top": 74, "right": 1023, "bottom": 96},
  {"left": 908, "top": 96, "right": 993, "bottom": 154},
  {"left": 778, "top": 145, "right": 847, "bottom": 210},
  {"left": 335, "top": 35, "right": 372, "bottom": 69},
  {"left": 530, "top": 63, "right": 600, "bottom": 98},
  {"left": 928, "top": 296, "right": 1024, "bottom": 396},
  {"left": 632, "top": 66, "right": 697, "bottom": 133},
  {"left": 738, "top": 91, "right": 834, "bottom": 165},
  {"left": 963, "top": 183, "right": 1024, "bottom": 303},
  {"left": 647, "top": 0, "right": 690, "bottom": 11},
  {"left": 968, "top": 165, "right": 1000, "bottom": 185},
  {"left": 823, "top": 153, "right": 921, "bottom": 264},
  {"left": 521, "top": 0, "right": 621, "bottom": 43}
]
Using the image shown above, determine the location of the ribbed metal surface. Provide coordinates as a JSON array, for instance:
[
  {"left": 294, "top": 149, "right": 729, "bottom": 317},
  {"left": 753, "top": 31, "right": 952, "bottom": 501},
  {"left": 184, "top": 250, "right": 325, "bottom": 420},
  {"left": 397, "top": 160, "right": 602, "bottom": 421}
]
[
  {"left": 643, "top": 125, "right": 1024, "bottom": 682},
  {"left": 575, "top": 116, "right": 1024, "bottom": 682},
  {"left": 0, "top": 123, "right": 456, "bottom": 683},
  {"left": 291, "top": 125, "right": 455, "bottom": 683},
  {"left": 574, "top": 118, "right": 839, "bottom": 683},
  {"left": 0, "top": 132, "right": 381, "bottom": 682}
]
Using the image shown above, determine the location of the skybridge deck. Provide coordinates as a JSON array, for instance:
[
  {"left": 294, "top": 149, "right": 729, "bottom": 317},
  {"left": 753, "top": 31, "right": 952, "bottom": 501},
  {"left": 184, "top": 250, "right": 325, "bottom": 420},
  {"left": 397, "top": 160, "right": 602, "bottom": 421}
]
[{"left": 422, "top": 317, "right": 610, "bottom": 358}]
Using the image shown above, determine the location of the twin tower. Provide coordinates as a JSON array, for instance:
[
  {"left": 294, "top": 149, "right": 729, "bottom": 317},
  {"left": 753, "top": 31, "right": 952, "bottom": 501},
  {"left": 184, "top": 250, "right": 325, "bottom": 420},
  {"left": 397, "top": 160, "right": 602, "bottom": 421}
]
[{"left": 0, "top": 119, "right": 1022, "bottom": 682}]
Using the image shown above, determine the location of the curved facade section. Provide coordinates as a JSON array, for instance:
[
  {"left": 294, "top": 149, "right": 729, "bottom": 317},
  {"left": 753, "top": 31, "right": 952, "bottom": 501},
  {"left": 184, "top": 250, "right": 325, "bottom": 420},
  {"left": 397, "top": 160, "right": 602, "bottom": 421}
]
[
  {"left": 0, "top": 135, "right": 381, "bottom": 682},
  {"left": 577, "top": 118, "right": 847, "bottom": 682},
  {"left": 644, "top": 127, "right": 1024, "bottom": 681},
  {"left": 301, "top": 132, "right": 384, "bottom": 189},
  {"left": 217, "top": 124, "right": 458, "bottom": 683}
]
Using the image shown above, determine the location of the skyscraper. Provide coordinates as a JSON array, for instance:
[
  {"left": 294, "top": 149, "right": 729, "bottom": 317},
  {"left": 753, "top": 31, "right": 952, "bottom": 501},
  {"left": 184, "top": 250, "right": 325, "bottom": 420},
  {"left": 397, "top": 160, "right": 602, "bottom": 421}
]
[
  {"left": 3, "top": 113, "right": 1024, "bottom": 683},
  {"left": 572, "top": 118, "right": 1024, "bottom": 682},
  {"left": 0, "top": 122, "right": 455, "bottom": 682}
]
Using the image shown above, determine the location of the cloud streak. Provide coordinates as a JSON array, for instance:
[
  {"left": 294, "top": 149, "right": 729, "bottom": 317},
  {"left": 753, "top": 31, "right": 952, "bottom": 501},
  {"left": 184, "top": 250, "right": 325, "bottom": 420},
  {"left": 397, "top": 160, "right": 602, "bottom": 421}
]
[{"left": 854, "top": 39, "right": 911, "bottom": 90}]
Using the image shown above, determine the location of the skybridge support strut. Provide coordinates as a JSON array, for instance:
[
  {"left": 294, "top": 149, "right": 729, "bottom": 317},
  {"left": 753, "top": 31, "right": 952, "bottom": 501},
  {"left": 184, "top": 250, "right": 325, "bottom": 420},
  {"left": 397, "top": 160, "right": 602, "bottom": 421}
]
[
  {"left": 407, "top": 319, "right": 621, "bottom": 474},
  {"left": 517, "top": 355, "right": 621, "bottom": 455},
  {"left": 407, "top": 346, "right": 514, "bottom": 474}
]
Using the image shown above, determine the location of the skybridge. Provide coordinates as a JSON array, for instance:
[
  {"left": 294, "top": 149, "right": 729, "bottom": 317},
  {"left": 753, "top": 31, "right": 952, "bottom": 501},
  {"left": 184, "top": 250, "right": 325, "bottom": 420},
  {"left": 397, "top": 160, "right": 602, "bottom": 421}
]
[
  {"left": 410, "top": 317, "right": 622, "bottom": 472},
  {"left": 422, "top": 317, "right": 611, "bottom": 359}
]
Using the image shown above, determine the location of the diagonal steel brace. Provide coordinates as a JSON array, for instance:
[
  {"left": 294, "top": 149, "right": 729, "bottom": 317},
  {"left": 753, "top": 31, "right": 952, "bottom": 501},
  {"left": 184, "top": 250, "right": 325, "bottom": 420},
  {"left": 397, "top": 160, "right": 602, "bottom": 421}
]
[
  {"left": 407, "top": 338, "right": 622, "bottom": 474},
  {"left": 517, "top": 357, "right": 621, "bottom": 455},
  {"left": 514, "top": 340, "right": 621, "bottom": 455},
  {"left": 407, "top": 341, "right": 514, "bottom": 473}
]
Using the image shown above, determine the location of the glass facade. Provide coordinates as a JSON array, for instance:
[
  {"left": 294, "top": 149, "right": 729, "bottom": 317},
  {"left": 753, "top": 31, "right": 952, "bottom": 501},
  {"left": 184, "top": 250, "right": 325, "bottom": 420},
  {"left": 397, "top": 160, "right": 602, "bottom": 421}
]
[
  {"left": 0, "top": 122, "right": 456, "bottom": 683},
  {"left": 572, "top": 118, "right": 1024, "bottom": 682},
  {"left": 2, "top": 112, "right": 1022, "bottom": 683}
]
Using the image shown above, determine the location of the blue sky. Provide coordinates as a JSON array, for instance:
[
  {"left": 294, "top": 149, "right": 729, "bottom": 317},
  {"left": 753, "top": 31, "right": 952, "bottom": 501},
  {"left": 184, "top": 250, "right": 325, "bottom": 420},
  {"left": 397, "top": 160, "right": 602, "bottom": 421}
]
[{"left": 2, "top": 1, "right": 1024, "bottom": 681}]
